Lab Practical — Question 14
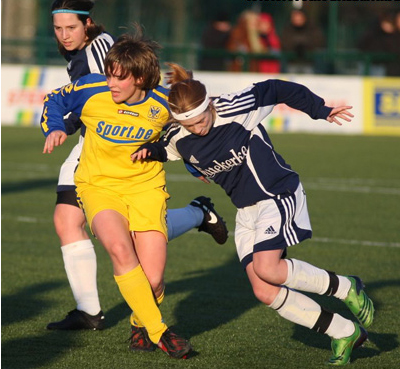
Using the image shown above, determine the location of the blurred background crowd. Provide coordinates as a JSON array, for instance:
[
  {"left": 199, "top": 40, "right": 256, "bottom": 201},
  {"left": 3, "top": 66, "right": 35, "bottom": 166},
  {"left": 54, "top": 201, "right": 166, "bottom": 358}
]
[{"left": 2, "top": 0, "right": 400, "bottom": 76}]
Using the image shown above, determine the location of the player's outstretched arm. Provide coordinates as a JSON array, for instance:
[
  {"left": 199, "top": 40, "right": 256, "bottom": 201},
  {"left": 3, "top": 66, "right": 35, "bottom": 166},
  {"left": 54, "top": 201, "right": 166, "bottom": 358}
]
[
  {"left": 43, "top": 130, "right": 67, "bottom": 154},
  {"left": 326, "top": 106, "right": 354, "bottom": 126}
]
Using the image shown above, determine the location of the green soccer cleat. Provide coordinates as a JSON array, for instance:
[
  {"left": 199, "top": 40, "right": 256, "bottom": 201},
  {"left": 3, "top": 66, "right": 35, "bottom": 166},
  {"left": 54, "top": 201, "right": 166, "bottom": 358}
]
[
  {"left": 343, "top": 276, "right": 374, "bottom": 328},
  {"left": 327, "top": 322, "right": 368, "bottom": 366}
]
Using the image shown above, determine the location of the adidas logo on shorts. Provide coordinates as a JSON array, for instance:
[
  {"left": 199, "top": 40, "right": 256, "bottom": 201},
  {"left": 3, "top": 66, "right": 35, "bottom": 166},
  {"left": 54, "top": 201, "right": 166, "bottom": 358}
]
[{"left": 265, "top": 226, "right": 277, "bottom": 234}]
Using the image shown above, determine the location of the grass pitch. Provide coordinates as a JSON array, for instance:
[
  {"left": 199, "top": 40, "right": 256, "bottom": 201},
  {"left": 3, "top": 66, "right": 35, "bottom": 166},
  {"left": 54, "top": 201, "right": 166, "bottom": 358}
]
[{"left": 2, "top": 126, "right": 400, "bottom": 368}]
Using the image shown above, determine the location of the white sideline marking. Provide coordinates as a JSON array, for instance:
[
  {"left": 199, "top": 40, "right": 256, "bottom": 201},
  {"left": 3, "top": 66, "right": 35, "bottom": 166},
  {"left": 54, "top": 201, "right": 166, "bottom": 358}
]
[
  {"left": 312, "top": 237, "right": 400, "bottom": 249},
  {"left": 4, "top": 163, "right": 400, "bottom": 196},
  {"left": 165, "top": 174, "right": 400, "bottom": 195},
  {"left": 303, "top": 182, "right": 400, "bottom": 196},
  {"left": 16, "top": 216, "right": 39, "bottom": 223},
  {"left": 9, "top": 216, "right": 400, "bottom": 248}
]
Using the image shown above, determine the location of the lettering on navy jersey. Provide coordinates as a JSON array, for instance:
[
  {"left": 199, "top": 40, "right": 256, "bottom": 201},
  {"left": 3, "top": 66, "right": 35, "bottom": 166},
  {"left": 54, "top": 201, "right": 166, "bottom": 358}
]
[
  {"left": 195, "top": 146, "right": 248, "bottom": 178},
  {"left": 96, "top": 121, "right": 153, "bottom": 143},
  {"left": 118, "top": 109, "right": 139, "bottom": 117}
]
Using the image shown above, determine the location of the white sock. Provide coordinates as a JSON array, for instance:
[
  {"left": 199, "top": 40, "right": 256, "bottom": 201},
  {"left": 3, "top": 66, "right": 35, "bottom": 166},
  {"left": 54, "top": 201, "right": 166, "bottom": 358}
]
[
  {"left": 61, "top": 239, "right": 101, "bottom": 315},
  {"left": 325, "top": 314, "right": 355, "bottom": 339},
  {"left": 269, "top": 287, "right": 355, "bottom": 339},
  {"left": 269, "top": 287, "right": 321, "bottom": 329},
  {"left": 166, "top": 205, "right": 203, "bottom": 240},
  {"left": 334, "top": 276, "right": 352, "bottom": 300},
  {"left": 284, "top": 259, "right": 352, "bottom": 300},
  {"left": 284, "top": 259, "right": 330, "bottom": 294}
]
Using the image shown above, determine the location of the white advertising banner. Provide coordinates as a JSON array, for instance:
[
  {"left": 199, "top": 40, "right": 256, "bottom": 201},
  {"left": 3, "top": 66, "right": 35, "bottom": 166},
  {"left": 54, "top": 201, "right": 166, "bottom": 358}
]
[
  {"left": 0, "top": 64, "right": 364, "bottom": 135},
  {"left": 195, "top": 71, "right": 364, "bottom": 134},
  {"left": 1, "top": 65, "right": 69, "bottom": 126}
]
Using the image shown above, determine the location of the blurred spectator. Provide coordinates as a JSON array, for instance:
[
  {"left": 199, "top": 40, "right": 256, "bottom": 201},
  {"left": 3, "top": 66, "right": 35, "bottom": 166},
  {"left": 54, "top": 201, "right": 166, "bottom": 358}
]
[
  {"left": 281, "top": 9, "right": 325, "bottom": 74},
  {"left": 395, "top": 10, "right": 400, "bottom": 35},
  {"left": 226, "top": 10, "right": 281, "bottom": 73},
  {"left": 199, "top": 11, "right": 232, "bottom": 71},
  {"left": 358, "top": 11, "right": 400, "bottom": 76},
  {"left": 257, "top": 13, "right": 281, "bottom": 73}
]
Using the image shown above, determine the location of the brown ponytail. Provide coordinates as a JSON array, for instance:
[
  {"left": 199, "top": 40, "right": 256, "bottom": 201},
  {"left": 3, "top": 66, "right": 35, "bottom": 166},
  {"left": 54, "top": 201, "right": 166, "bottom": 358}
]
[{"left": 166, "top": 63, "right": 208, "bottom": 116}]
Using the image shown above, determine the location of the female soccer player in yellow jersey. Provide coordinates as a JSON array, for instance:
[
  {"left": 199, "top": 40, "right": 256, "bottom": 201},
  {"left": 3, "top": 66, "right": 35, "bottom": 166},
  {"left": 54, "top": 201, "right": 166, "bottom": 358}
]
[
  {"left": 47, "top": 0, "right": 227, "bottom": 335},
  {"left": 41, "top": 32, "right": 192, "bottom": 359}
]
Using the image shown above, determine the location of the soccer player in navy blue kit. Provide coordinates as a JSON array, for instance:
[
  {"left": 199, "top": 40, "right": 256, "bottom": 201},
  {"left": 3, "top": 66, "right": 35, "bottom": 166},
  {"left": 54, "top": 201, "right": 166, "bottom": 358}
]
[{"left": 131, "top": 63, "right": 375, "bottom": 366}]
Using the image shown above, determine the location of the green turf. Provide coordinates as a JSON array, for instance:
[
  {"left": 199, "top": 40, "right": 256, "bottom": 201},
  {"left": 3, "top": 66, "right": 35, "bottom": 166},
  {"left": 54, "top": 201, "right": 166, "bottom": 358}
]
[{"left": 2, "top": 126, "right": 400, "bottom": 368}]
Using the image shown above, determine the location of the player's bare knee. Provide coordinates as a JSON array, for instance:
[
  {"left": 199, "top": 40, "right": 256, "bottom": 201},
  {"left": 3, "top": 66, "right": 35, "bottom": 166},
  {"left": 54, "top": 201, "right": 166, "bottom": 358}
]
[
  {"left": 107, "top": 243, "right": 135, "bottom": 268},
  {"left": 252, "top": 285, "right": 276, "bottom": 305}
]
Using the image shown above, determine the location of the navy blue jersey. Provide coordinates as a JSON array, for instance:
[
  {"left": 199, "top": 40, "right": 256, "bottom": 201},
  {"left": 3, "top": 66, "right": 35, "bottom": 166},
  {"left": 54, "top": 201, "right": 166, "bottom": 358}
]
[
  {"left": 65, "top": 32, "right": 115, "bottom": 82},
  {"left": 143, "top": 79, "right": 332, "bottom": 208},
  {"left": 63, "top": 32, "right": 115, "bottom": 136}
]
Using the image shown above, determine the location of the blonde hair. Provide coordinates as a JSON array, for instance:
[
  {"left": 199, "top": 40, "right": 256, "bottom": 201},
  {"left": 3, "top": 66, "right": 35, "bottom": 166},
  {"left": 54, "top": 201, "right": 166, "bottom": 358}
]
[{"left": 166, "top": 63, "right": 208, "bottom": 117}]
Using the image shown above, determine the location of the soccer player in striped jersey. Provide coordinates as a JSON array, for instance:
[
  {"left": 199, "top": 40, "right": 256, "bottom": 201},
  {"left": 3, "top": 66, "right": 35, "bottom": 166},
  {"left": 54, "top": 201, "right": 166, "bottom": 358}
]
[
  {"left": 131, "top": 63, "right": 375, "bottom": 366},
  {"left": 47, "top": 0, "right": 227, "bottom": 332}
]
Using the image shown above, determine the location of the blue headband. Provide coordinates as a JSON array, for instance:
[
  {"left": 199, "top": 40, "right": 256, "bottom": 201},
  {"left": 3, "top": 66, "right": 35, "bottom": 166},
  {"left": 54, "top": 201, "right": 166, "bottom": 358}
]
[{"left": 52, "top": 9, "right": 90, "bottom": 15}]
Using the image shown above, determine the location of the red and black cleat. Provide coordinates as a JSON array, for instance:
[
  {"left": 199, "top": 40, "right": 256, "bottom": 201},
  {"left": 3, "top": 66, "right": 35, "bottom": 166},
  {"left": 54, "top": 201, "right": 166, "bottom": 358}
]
[
  {"left": 157, "top": 328, "right": 192, "bottom": 359},
  {"left": 128, "top": 325, "right": 156, "bottom": 352}
]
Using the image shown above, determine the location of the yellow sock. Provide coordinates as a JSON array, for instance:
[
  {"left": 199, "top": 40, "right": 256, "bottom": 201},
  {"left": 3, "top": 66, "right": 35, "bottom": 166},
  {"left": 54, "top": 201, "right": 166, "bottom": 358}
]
[
  {"left": 130, "top": 287, "right": 165, "bottom": 327},
  {"left": 156, "top": 288, "right": 165, "bottom": 305},
  {"left": 114, "top": 265, "right": 167, "bottom": 343}
]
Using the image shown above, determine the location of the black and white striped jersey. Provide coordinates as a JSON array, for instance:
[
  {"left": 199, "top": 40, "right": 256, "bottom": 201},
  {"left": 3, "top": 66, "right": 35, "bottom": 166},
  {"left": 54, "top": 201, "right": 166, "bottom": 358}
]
[
  {"left": 65, "top": 32, "right": 115, "bottom": 82},
  {"left": 63, "top": 32, "right": 115, "bottom": 136},
  {"left": 152, "top": 79, "right": 333, "bottom": 208}
]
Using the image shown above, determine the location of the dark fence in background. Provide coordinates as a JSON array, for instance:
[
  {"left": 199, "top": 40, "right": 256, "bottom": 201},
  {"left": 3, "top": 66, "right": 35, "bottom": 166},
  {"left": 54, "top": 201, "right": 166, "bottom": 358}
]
[{"left": 2, "top": 0, "right": 399, "bottom": 76}]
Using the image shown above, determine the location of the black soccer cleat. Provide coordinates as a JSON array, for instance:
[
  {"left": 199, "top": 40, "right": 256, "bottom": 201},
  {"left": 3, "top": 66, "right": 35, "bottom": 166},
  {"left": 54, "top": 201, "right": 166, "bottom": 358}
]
[
  {"left": 46, "top": 309, "right": 105, "bottom": 330},
  {"left": 190, "top": 196, "right": 228, "bottom": 244},
  {"left": 128, "top": 325, "right": 156, "bottom": 352},
  {"left": 157, "top": 328, "right": 192, "bottom": 359}
]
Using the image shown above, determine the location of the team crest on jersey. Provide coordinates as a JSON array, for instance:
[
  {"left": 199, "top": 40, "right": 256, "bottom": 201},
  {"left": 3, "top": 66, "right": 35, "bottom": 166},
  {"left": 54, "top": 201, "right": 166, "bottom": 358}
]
[
  {"left": 148, "top": 106, "right": 161, "bottom": 119},
  {"left": 118, "top": 109, "right": 139, "bottom": 117}
]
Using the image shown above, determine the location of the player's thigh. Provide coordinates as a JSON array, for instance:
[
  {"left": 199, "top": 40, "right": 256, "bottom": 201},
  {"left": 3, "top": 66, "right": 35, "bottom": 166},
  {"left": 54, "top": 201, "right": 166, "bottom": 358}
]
[{"left": 92, "top": 209, "right": 135, "bottom": 260}]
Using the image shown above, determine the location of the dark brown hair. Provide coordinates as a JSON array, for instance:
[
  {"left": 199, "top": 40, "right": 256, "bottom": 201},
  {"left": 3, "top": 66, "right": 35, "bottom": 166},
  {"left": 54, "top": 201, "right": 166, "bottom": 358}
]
[
  {"left": 104, "top": 28, "right": 161, "bottom": 90},
  {"left": 51, "top": 0, "right": 104, "bottom": 55}
]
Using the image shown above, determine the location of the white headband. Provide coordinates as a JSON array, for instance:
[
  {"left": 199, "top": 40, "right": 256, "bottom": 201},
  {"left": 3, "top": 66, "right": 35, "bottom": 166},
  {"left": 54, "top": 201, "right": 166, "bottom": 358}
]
[{"left": 170, "top": 93, "right": 210, "bottom": 121}]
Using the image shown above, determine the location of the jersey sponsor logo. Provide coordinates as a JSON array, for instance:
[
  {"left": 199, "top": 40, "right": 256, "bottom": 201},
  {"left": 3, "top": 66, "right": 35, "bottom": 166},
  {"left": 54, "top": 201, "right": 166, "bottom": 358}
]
[
  {"left": 148, "top": 106, "right": 161, "bottom": 119},
  {"left": 118, "top": 109, "right": 139, "bottom": 117},
  {"left": 195, "top": 146, "right": 248, "bottom": 178},
  {"left": 96, "top": 121, "right": 153, "bottom": 143}
]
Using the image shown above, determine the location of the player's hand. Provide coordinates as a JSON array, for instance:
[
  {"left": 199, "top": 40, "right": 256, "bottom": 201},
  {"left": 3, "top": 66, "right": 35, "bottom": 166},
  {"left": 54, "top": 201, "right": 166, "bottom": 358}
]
[
  {"left": 327, "top": 106, "right": 354, "bottom": 126},
  {"left": 131, "top": 148, "right": 150, "bottom": 162},
  {"left": 43, "top": 130, "right": 67, "bottom": 154}
]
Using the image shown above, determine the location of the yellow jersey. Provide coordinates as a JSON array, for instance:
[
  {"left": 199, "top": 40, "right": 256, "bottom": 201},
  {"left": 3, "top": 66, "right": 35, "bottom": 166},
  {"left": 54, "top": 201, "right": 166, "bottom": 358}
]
[{"left": 41, "top": 73, "right": 170, "bottom": 194}]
